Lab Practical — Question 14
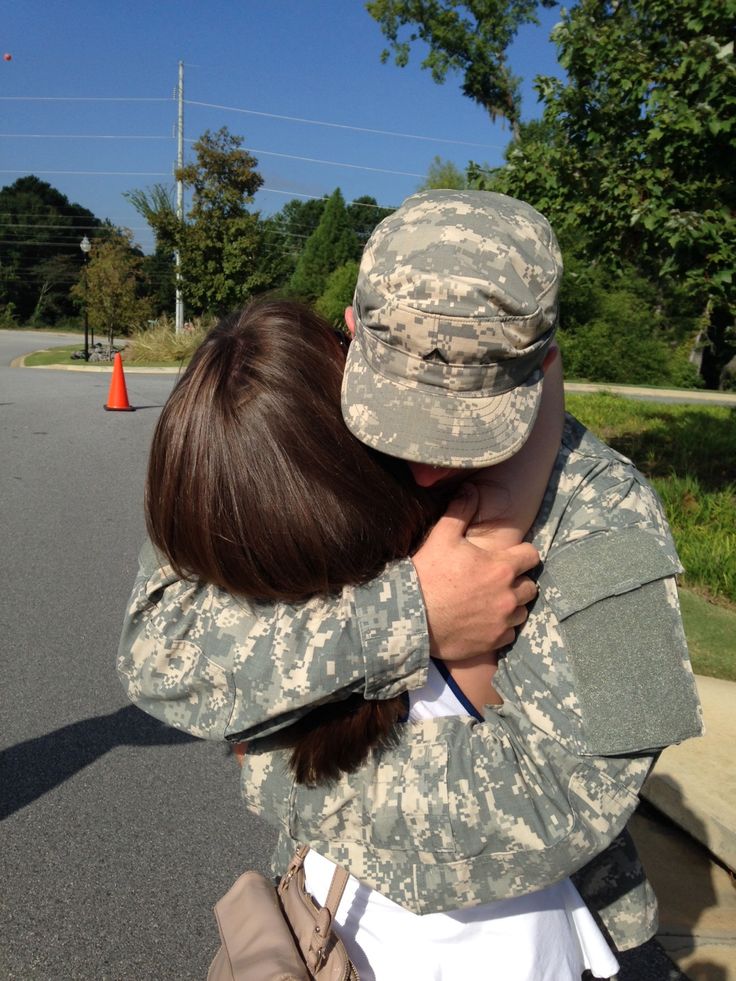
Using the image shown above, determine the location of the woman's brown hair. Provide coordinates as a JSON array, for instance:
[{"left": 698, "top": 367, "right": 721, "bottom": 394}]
[{"left": 146, "top": 298, "right": 438, "bottom": 783}]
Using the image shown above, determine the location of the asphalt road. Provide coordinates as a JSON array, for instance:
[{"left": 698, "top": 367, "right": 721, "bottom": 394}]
[
  {"left": 0, "top": 331, "right": 687, "bottom": 981},
  {"left": 0, "top": 332, "right": 277, "bottom": 980}
]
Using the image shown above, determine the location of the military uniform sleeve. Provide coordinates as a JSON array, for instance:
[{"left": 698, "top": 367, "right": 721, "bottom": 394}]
[
  {"left": 117, "top": 540, "right": 430, "bottom": 741},
  {"left": 571, "top": 830, "right": 659, "bottom": 952},
  {"left": 499, "top": 436, "right": 704, "bottom": 758},
  {"left": 244, "top": 705, "right": 655, "bottom": 915}
]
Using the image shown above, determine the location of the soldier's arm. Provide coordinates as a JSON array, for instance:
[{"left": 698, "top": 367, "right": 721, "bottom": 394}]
[
  {"left": 257, "top": 700, "right": 656, "bottom": 912},
  {"left": 275, "top": 572, "right": 693, "bottom": 916},
  {"left": 497, "top": 453, "right": 703, "bottom": 762},
  {"left": 117, "top": 539, "right": 427, "bottom": 742},
  {"left": 117, "top": 498, "right": 539, "bottom": 742}
]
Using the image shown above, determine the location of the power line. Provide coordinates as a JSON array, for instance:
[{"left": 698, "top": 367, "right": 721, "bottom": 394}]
[
  {"left": 0, "top": 169, "right": 171, "bottom": 177},
  {"left": 1, "top": 136, "right": 437, "bottom": 179},
  {"left": 0, "top": 95, "right": 500, "bottom": 149},
  {"left": 183, "top": 141, "right": 425, "bottom": 178},
  {"left": 0, "top": 221, "right": 149, "bottom": 231},
  {"left": 0, "top": 133, "right": 172, "bottom": 141},
  {"left": 0, "top": 97, "right": 171, "bottom": 103},
  {"left": 186, "top": 100, "right": 503, "bottom": 149}
]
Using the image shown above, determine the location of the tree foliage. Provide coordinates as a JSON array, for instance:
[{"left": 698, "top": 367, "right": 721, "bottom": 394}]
[
  {"left": 260, "top": 197, "right": 329, "bottom": 289},
  {"left": 467, "top": 0, "right": 735, "bottom": 387},
  {"left": 129, "top": 128, "right": 272, "bottom": 316},
  {"left": 315, "top": 261, "right": 360, "bottom": 325},
  {"left": 178, "top": 127, "right": 263, "bottom": 218},
  {"left": 346, "top": 195, "right": 394, "bottom": 246},
  {"left": 289, "top": 189, "right": 360, "bottom": 300},
  {"left": 177, "top": 128, "right": 272, "bottom": 315},
  {"left": 366, "top": 0, "right": 556, "bottom": 138},
  {"left": 262, "top": 194, "right": 392, "bottom": 293},
  {"left": 70, "top": 230, "right": 152, "bottom": 348},
  {"left": 419, "top": 155, "right": 468, "bottom": 190},
  {"left": 0, "top": 176, "right": 100, "bottom": 324}
]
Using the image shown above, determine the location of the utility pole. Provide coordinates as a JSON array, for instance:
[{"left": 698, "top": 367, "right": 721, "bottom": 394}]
[
  {"left": 79, "top": 236, "right": 92, "bottom": 359},
  {"left": 175, "top": 60, "right": 184, "bottom": 334}
]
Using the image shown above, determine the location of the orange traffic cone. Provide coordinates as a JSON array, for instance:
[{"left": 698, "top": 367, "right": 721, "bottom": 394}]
[{"left": 104, "top": 352, "right": 135, "bottom": 411}]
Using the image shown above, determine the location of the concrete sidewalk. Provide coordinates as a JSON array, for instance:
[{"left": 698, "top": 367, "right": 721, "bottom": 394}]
[
  {"left": 643, "top": 676, "right": 736, "bottom": 872},
  {"left": 565, "top": 381, "right": 736, "bottom": 407},
  {"left": 632, "top": 675, "right": 736, "bottom": 979}
]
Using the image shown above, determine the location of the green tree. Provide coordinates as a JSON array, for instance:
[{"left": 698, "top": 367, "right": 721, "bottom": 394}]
[
  {"left": 124, "top": 184, "right": 178, "bottom": 248},
  {"left": 179, "top": 128, "right": 272, "bottom": 314},
  {"left": 123, "top": 187, "right": 178, "bottom": 313},
  {"left": 366, "top": 0, "right": 556, "bottom": 139},
  {"left": 258, "top": 194, "right": 392, "bottom": 294},
  {"left": 129, "top": 129, "right": 272, "bottom": 316},
  {"left": 260, "top": 196, "right": 329, "bottom": 289},
  {"left": 419, "top": 156, "right": 468, "bottom": 190},
  {"left": 70, "top": 231, "right": 152, "bottom": 350},
  {"left": 141, "top": 247, "right": 176, "bottom": 317},
  {"left": 289, "top": 189, "right": 359, "bottom": 300},
  {"left": 315, "top": 261, "right": 360, "bottom": 325},
  {"left": 0, "top": 176, "right": 101, "bottom": 324},
  {"left": 346, "top": 195, "right": 394, "bottom": 245},
  {"left": 487, "top": 0, "right": 736, "bottom": 387}
]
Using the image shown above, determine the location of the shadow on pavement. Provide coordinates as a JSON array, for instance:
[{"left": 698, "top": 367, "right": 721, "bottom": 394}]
[
  {"left": 630, "top": 791, "right": 728, "bottom": 981},
  {"left": 0, "top": 705, "right": 196, "bottom": 820}
]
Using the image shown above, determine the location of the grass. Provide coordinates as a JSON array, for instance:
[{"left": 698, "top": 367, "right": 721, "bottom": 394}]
[
  {"left": 23, "top": 345, "right": 178, "bottom": 369},
  {"left": 24, "top": 344, "right": 88, "bottom": 366},
  {"left": 124, "top": 316, "right": 209, "bottom": 364},
  {"left": 679, "top": 589, "right": 736, "bottom": 682},
  {"left": 566, "top": 392, "right": 736, "bottom": 607},
  {"left": 567, "top": 392, "right": 735, "bottom": 681}
]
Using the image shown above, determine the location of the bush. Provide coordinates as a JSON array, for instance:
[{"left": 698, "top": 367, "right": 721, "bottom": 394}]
[
  {"left": 124, "top": 315, "right": 211, "bottom": 364},
  {"left": 665, "top": 339, "right": 705, "bottom": 390},
  {"left": 0, "top": 303, "right": 18, "bottom": 327},
  {"left": 559, "top": 286, "right": 671, "bottom": 384},
  {"left": 558, "top": 250, "right": 704, "bottom": 388},
  {"left": 315, "top": 261, "right": 359, "bottom": 326}
]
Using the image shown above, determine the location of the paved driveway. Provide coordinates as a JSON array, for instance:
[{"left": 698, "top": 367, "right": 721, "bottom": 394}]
[{"left": 0, "top": 332, "right": 277, "bottom": 980}]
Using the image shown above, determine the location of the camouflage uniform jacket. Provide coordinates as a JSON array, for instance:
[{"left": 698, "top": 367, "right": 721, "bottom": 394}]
[{"left": 118, "top": 416, "right": 703, "bottom": 951}]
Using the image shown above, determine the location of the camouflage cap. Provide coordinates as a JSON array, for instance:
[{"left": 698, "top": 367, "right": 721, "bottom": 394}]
[{"left": 341, "top": 189, "right": 563, "bottom": 467}]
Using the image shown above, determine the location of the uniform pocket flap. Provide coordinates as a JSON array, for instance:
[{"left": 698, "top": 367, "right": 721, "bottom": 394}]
[
  {"left": 538, "top": 529, "right": 701, "bottom": 757},
  {"left": 542, "top": 528, "right": 684, "bottom": 621}
]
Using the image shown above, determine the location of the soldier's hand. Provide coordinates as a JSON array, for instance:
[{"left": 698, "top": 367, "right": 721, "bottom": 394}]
[{"left": 411, "top": 484, "right": 539, "bottom": 661}]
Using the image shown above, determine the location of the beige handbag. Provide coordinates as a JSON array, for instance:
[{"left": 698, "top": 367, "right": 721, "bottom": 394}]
[{"left": 207, "top": 845, "right": 359, "bottom": 980}]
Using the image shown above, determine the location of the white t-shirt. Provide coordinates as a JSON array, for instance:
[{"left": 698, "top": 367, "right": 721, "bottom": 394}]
[{"left": 304, "top": 660, "right": 620, "bottom": 981}]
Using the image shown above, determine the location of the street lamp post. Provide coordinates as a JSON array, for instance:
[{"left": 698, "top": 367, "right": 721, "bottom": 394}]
[{"left": 79, "top": 236, "right": 91, "bottom": 361}]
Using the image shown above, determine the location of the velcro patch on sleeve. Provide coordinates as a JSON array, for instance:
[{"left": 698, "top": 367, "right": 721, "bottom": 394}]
[{"left": 541, "top": 529, "right": 702, "bottom": 756}]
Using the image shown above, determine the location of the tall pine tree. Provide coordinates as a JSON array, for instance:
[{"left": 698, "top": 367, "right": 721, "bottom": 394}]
[{"left": 289, "top": 189, "right": 359, "bottom": 301}]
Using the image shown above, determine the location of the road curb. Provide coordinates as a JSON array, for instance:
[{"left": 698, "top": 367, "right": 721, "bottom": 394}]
[
  {"left": 566, "top": 381, "right": 736, "bottom": 406},
  {"left": 11, "top": 353, "right": 182, "bottom": 374},
  {"left": 642, "top": 675, "right": 736, "bottom": 873},
  {"left": 12, "top": 354, "right": 736, "bottom": 397}
]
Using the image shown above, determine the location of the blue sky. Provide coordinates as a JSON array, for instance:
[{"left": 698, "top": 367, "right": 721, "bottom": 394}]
[{"left": 2, "top": 1, "right": 563, "bottom": 253}]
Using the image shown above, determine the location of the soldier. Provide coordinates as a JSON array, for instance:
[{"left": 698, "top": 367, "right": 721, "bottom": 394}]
[{"left": 118, "top": 190, "right": 702, "bottom": 962}]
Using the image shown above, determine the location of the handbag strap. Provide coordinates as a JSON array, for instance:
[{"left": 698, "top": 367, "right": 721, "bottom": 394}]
[
  {"left": 286, "top": 845, "right": 350, "bottom": 920},
  {"left": 323, "top": 864, "right": 350, "bottom": 919}
]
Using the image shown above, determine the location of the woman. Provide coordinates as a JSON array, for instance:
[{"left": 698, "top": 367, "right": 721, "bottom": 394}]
[{"left": 140, "top": 298, "right": 618, "bottom": 980}]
